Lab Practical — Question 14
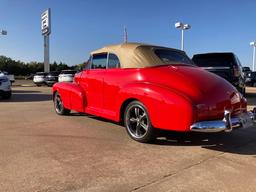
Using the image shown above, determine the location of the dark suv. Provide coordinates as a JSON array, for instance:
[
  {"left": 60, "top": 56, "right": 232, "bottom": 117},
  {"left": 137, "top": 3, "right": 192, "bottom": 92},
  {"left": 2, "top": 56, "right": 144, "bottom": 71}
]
[
  {"left": 245, "top": 71, "right": 256, "bottom": 87},
  {"left": 45, "top": 71, "right": 60, "bottom": 86},
  {"left": 192, "top": 53, "right": 245, "bottom": 95},
  {"left": 242, "top": 67, "right": 251, "bottom": 77}
]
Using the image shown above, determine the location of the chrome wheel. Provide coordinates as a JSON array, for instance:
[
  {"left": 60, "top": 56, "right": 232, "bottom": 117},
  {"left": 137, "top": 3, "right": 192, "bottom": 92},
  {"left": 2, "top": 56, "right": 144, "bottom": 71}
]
[
  {"left": 55, "top": 94, "right": 63, "bottom": 114},
  {"left": 125, "top": 104, "right": 149, "bottom": 139},
  {"left": 54, "top": 92, "right": 70, "bottom": 115}
]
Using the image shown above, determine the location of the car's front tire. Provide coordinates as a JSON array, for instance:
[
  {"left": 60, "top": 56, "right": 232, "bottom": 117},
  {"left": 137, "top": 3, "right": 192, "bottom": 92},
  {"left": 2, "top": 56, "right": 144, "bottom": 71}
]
[
  {"left": 54, "top": 92, "right": 70, "bottom": 115},
  {"left": 124, "top": 101, "right": 156, "bottom": 143}
]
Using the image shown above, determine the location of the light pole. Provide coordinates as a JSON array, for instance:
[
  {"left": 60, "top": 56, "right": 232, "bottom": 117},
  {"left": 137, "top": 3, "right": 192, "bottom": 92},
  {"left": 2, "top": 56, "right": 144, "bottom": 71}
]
[
  {"left": 175, "top": 22, "right": 191, "bottom": 51},
  {"left": 124, "top": 26, "right": 128, "bottom": 43},
  {"left": 250, "top": 41, "right": 256, "bottom": 71}
]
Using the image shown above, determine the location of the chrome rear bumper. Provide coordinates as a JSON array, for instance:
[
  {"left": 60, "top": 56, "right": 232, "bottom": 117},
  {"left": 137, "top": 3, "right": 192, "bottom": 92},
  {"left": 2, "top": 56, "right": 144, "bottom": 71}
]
[{"left": 190, "top": 109, "right": 256, "bottom": 133}]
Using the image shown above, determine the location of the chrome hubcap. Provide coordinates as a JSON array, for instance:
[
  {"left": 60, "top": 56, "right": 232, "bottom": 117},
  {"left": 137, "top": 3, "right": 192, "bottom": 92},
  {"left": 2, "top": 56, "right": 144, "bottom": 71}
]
[
  {"left": 126, "top": 105, "right": 149, "bottom": 139},
  {"left": 55, "top": 95, "right": 63, "bottom": 113}
]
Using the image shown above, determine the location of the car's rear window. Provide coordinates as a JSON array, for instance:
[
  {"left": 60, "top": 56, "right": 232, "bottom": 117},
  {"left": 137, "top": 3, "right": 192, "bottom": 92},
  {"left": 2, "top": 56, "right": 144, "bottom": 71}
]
[
  {"left": 36, "top": 72, "right": 47, "bottom": 76},
  {"left": 48, "top": 72, "right": 59, "bottom": 76},
  {"left": 61, "top": 70, "right": 77, "bottom": 74},
  {"left": 243, "top": 67, "right": 251, "bottom": 72},
  {"left": 154, "top": 49, "right": 193, "bottom": 65},
  {"left": 192, "top": 54, "right": 234, "bottom": 67}
]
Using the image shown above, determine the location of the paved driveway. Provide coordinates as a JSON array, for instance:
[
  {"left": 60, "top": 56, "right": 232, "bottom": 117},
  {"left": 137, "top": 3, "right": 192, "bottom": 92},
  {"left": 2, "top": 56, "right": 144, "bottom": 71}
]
[{"left": 0, "top": 82, "right": 256, "bottom": 192}]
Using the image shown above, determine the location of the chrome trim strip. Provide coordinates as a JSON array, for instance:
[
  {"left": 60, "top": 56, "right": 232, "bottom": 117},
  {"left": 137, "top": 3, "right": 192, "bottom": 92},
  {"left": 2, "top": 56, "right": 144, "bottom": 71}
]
[
  {"left": 200, "top": 66, "right": 231, "bottom": 70},
  {"left": 190, "top": 120, "right": 227, "bottom": 133}
]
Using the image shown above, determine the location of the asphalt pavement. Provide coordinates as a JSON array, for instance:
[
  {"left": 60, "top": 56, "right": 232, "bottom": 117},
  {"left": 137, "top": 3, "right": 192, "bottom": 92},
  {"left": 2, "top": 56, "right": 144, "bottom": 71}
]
[{"left": 0, "top": 80, "right": 256, "bottom": 192}]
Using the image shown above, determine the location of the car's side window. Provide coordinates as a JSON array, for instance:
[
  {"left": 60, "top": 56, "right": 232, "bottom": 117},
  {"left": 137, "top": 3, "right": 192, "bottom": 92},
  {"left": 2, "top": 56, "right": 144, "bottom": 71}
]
[
  {"left": 235, "top": 55, "right": 242, "bottom": 68},
  {"left": 91, "top": 54, "right": 107, "bottom": 69},
  {"left": 83, "top": 56, "right": 91, "bottom": 70},
  {"left": 108, "top": 53, "right": 120, "bottom": 69}
]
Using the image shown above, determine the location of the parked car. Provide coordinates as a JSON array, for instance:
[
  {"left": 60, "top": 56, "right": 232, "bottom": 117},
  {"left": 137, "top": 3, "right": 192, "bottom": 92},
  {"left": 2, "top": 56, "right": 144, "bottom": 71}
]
[
  {"left": 45, "top": 71, "right": 60, "bottom": 86},
  {"left": 33, "top": 72, "right": 48, "bottom": 86},
  {"left": 192, "top": 53, "right": 246, "bottom": 95},
  {"left": 242, "top": 66, "right": 251, "bottom": 77},
  {"left": 52, "top": 43, "right": 255, "bottom": 143},
  {"left": 0, "top": 72, "right": 12, "bottom": 99},
  {"left": 58, "top": 70, "right": 77, "bottom": 82},
  {"left": 0, "top": 71, "right": 15, "bottom": 84},
  {"left": 245, "top": 71, "right": 256, "bottom": 87}
]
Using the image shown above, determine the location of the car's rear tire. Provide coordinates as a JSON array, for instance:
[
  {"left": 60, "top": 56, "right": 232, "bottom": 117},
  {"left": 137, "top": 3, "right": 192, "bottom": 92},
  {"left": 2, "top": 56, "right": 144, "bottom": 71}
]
[
  {"left": 124, "top": 101, "right": 155, "bottom": 143},
  {"left": 54, "top": 92, "right": 70, "bottom": 115},
  {"left": 2, "top": 91, "right": 11, "bottom": 99}
]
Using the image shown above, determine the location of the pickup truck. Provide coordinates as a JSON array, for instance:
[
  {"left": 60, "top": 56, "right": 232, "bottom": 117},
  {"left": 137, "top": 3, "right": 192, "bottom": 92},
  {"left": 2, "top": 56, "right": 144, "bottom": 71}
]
[
  {"left": 192, "top": 52, "right": 246, "bottom": 95},
  {"left": 246, "top": 71, "right": 256, "bottom": 87}
]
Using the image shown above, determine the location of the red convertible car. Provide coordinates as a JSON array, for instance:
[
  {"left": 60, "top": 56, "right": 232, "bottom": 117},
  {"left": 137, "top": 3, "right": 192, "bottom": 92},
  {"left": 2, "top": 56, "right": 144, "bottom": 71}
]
[{"left": 53, "top": 43, "right": 255, "bottom": 143}]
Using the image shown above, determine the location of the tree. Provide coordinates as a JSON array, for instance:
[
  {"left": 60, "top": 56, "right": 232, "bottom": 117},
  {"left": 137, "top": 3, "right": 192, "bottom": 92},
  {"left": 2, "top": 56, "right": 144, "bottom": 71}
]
[{"left": 0, "top": 55, "right": 83, "bottom": 76}]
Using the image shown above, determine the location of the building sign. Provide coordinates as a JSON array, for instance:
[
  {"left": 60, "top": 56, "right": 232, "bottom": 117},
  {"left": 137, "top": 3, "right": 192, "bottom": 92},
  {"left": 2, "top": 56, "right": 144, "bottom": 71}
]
[
  {"left": 1, "top": 30, "right": 7, "bottom": 35},
  {"left": 41, "top": 8, "right": 51, "bottom": 36}
]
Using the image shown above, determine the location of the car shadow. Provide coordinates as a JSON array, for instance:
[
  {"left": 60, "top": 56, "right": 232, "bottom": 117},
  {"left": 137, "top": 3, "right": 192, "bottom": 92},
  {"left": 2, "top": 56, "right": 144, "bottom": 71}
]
[
  {"left": 69, "top": 112, "right": 121, "bottom": 125},
  {"left": 69, "top": 112, "right": 256, "bottom": 155},
  {"left": 0, "top": 92, "right": 52, "bottom": 102},
  {"left": 151, "top": 128, "right": 256, "bottom": 155},
  {"left": 12, "top": 90, "right": 41, "bottom": 93}
]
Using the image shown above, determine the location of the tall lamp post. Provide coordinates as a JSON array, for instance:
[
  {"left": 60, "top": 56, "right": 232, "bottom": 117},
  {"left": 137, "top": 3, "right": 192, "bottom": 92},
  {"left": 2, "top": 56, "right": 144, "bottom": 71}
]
[
  {"left": 175, "top": 22, "right": 191, "bottom": 51},
  {"left": 250, "top": 41, "right": 256, "bottom": 71},
  {"left": 123, "top": 26, "right": 128, "bottom": 43}
]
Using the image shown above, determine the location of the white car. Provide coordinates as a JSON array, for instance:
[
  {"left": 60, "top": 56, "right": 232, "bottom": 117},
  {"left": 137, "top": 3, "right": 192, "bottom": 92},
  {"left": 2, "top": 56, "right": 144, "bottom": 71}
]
[
  {"left": 58, "top": 70, "right": 77, "bottom": 82},
  {"left": 33, "top": 72, "right": 47, "bottom": 86},
  {"left": 2, "top": 71, "right": 15, "bottom": 83},
  {"left": 0, "top": 72, "right": 12, "bottom": 99}
]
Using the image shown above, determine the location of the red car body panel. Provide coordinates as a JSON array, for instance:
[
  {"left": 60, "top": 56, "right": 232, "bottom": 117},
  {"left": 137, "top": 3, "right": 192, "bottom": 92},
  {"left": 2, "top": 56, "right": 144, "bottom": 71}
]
[
  {"left": 53, "top": 64, "right": 247, "bottom": 132},
  {"left": 53, "top": 82, "right": 85, "bottom": 113}
]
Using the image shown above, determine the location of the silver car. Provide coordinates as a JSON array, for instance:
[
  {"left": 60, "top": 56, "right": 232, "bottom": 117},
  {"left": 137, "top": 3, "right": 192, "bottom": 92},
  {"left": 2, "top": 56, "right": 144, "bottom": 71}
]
[
  {"left": 58, "top": 70, "right": 77, "bottom": 82},
  {"left": 0, "top": 72, "right": 12, "bottom": 99},
  {"left": 33, "top": 72, "right": 48, "bottom": 86}
]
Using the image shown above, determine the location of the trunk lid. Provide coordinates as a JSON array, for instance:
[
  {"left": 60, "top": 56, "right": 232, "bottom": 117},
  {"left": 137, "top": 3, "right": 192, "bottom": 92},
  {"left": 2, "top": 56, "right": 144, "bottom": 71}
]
[{"left": 142, "top": 65, "right": 245, "bottom": 121}]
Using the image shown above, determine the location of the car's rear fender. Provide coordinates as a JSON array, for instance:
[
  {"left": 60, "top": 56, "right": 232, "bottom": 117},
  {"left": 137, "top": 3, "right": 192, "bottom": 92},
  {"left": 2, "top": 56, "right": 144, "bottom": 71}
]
[
  {"left": 117, "top": 82, "right": 195, "bottom": 132},
  {"left": 53, "top": 82, "right": 86, "bottom": 113}
]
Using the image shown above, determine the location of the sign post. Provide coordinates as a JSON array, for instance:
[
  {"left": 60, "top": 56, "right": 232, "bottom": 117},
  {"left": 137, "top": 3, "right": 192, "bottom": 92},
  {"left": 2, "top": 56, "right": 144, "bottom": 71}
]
[{"left": 41, "top": 8, "right": 51, "bottom": 72}]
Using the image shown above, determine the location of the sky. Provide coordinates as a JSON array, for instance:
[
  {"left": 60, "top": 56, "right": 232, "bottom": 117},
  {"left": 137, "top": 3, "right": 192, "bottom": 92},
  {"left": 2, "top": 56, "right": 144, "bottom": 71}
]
[{"left": 0, "top": 0, "right": 256, "bottom": 67}]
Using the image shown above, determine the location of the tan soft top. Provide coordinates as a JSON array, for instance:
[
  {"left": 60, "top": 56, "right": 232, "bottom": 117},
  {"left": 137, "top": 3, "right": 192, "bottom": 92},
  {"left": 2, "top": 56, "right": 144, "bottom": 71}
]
[{"left": 90, "top": 42, "right": 179, "bottom": 68}]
